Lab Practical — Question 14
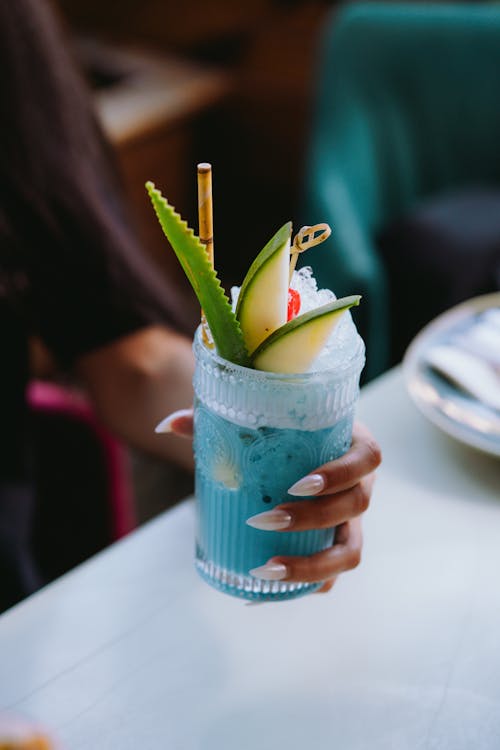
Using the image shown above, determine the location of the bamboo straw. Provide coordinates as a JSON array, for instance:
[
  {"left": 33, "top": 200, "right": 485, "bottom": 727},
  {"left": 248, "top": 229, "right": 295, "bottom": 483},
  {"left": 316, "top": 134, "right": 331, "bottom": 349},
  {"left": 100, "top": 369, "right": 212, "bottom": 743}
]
[
  {"left": 197, "top": 162, "right": 215, "bottom": 347},
  {"left": 197, "top": 162, "right": 214, "bottom": 264}
]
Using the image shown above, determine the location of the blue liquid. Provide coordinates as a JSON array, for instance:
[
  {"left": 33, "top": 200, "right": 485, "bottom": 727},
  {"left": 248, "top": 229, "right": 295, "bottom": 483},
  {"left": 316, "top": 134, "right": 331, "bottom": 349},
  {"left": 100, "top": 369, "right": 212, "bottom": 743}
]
[{"left": 194, "top": 403, "right": 353, "bottom": 601}]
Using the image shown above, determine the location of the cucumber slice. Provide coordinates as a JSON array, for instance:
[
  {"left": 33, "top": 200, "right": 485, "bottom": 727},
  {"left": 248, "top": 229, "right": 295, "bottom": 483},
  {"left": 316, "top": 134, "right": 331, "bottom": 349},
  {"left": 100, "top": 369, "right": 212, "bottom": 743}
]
[
  {"left": 235, "top": 223, "right": 292, "bottom": 354},
  {"left": 251, "top": 296, "right": 361, "bottom": 373}
]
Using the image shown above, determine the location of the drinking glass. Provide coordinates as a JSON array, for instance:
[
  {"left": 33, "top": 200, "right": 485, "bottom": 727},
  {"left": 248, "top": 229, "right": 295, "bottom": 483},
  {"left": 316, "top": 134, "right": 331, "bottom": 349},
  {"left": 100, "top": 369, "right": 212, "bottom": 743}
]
[{"left": 193, "top": 323, "right": 365, "bottom": 601}]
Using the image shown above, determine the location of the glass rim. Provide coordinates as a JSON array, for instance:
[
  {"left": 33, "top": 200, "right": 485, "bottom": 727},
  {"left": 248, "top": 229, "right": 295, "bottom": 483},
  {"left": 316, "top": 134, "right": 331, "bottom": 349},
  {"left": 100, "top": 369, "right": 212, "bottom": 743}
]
[{"left": 193, "top": 325, "right": 365, "bottom": 383}]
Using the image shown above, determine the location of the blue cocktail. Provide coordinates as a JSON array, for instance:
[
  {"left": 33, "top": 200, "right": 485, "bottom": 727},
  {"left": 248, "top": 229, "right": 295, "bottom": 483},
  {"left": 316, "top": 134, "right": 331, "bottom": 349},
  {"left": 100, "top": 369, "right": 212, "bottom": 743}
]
[
  {"left": 146, "top": 179, "right": 365, "bottom": 601},
  {"left": 193, "top": 322, "right": 365, "bottom": 601}
]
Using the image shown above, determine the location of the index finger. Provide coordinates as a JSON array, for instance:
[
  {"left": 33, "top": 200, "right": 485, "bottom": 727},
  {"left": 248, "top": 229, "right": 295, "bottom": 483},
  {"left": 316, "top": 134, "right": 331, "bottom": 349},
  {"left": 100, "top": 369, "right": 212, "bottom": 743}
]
[{"left": 288, "top": 421, "right": 381, "bottom": 497}]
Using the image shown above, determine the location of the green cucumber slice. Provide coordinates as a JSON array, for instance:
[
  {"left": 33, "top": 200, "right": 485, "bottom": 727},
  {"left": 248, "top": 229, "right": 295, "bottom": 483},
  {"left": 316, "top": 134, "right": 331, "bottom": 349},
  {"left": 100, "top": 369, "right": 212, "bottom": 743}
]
[
  {"left": 251, "top": 295, "right": 361, "bottom": 373},
  {"left": 235, "top": 223, "right": 292, "bottom": 354}
]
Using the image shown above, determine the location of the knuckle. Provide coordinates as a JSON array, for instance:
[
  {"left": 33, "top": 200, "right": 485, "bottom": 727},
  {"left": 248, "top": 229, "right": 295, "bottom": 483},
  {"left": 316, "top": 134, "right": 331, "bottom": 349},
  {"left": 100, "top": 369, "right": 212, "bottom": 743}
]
[
  {"left": 333, "top": 454, "right": 356, "bottom": 486},
  {"left": 345, "top": 547, "right": 362, "bottom": 571},
  {"left": 353, "top": 482, "right": 370, "bottom": 515},
  {"left": 365, "top": 438, "right": 382, "bottom": 470}
]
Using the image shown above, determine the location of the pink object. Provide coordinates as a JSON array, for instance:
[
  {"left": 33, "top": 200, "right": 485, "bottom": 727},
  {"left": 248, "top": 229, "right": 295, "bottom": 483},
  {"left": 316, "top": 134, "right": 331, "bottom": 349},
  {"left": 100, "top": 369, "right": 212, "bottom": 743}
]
[
  {"left": 287, "top": 288, "right": 301, "bottom": 321},
  {"left": 26, "top": 380, "right": 136, "bottom": 540}
]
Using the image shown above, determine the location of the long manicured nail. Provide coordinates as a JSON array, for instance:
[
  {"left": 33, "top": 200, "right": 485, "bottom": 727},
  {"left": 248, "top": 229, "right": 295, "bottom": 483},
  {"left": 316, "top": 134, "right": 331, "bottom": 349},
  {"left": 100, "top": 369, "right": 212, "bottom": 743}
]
[
  {"left": 155, "top": 409, "right": 192, "bottom": 434},
  {"left": 287, "top": 473, "right": 324, "bottom": 496},
  {"left": 249, "top": 562, "right": 288, "bottom": 581},
  {"left": 246, "top": 509, "right": 292, "bottom": 531}
]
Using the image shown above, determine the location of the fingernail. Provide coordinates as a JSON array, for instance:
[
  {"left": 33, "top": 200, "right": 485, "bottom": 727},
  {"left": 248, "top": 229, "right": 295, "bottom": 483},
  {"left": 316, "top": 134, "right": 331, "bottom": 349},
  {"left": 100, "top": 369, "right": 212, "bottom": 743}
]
[
  {"left": 287, "top": 473, "right": 324, "bottom": 496},
  {"left": 249, "top": 562, "right": 288, "bottom": 581},
  {"left": 155, "top": 409, "right": 192, "bottom": 434},
  {"left": 246, "top": 509, "right": 292, "bottom": 531}
]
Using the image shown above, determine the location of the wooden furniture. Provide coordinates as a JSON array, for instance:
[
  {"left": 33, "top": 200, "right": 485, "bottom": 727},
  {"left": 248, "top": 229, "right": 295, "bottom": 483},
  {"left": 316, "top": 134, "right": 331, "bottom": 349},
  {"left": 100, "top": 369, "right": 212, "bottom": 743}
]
[
  {"left": 59, "top": 1, "right": 333, "bottom": 291},
  {"left": 81, "top": 40, "right": 232, "bottom": 325}
]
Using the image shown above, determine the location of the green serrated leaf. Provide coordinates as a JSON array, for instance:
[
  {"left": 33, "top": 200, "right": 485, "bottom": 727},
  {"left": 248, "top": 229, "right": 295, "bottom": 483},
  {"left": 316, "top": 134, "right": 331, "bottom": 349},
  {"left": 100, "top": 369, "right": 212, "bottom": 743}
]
[{"left": 146, "top": 182, "right": 250, "bottom": 366}]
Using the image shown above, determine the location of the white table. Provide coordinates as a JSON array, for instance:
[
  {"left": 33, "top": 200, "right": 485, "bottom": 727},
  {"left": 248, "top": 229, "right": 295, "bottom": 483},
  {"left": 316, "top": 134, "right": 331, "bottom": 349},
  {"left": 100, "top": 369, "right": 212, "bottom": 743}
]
[{"left": 1, "top": 367, "right": 500, "bottom": 749}]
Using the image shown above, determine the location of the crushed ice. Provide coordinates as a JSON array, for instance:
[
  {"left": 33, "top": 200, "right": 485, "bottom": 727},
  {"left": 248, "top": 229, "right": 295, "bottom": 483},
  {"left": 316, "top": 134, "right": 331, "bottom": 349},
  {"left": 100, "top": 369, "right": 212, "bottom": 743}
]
[{"left": 230, "top": 266, "right": 359, "bottom": 372}]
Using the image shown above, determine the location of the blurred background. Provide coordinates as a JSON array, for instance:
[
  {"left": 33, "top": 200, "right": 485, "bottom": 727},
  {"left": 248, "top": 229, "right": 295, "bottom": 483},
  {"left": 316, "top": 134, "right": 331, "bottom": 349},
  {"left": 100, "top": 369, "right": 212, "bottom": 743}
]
[
  {"left": 47, "top": 0, "right": 338, "bottom": 528},
  {"left": 52, "top": 0, "right": 500, "bottom": 378},
  {"left": 54, "top": 0, "right": 332, "bottom": 323},
  {"left": 50, "top": 0, "right": 342, "bottom": 525}
]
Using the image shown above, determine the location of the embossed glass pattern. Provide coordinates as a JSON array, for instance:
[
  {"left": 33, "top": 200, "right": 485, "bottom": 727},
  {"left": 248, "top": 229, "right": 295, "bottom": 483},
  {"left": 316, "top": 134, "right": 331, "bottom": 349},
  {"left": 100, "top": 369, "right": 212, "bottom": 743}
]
[{"left": 193, "top": 327, "right": 365, "bottom": 601}]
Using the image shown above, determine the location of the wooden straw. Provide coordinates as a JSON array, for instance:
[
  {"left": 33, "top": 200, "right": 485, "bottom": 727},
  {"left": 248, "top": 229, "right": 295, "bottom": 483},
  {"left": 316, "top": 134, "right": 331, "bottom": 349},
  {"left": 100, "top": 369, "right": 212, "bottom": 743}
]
[
  {"left": 197, "top": 162, "right": 214, "bottom": 265},
  {"left": 197, "top": 163, "right": 215, "bottom": 346}
]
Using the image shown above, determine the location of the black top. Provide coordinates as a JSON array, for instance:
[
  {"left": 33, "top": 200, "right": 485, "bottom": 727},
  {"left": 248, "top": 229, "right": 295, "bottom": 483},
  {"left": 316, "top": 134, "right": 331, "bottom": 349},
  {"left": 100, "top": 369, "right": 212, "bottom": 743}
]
[
  {"left": 0, "top": 0, "right": 188, "bottom": 613},
  {"left": 1, "top": 185, "right": 167, "bottom": 366},
  {"left": 0, "top": 183, "right": 172, "bottom": 612}
]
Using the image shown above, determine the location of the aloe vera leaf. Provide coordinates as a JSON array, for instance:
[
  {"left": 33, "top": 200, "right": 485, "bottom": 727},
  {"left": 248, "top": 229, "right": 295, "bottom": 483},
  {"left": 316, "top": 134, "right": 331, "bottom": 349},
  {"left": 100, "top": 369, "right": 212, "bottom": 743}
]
[{"left": 146, "top": 182, "right": 250, "bottom": 366}]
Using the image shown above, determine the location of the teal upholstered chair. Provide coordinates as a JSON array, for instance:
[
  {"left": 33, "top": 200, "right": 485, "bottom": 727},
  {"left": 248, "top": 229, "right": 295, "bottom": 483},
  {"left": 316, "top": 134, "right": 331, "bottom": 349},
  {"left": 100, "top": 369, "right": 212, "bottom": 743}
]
[{"left": 302, "top": 2, "right": 500, "bottom": 379}]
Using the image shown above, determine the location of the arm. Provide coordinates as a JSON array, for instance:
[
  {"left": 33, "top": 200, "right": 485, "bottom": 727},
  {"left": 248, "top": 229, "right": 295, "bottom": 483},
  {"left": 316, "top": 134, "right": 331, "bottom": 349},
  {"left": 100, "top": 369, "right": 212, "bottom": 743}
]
[{"left": 75, "top": 325, "right": 195, "bottom": 472}]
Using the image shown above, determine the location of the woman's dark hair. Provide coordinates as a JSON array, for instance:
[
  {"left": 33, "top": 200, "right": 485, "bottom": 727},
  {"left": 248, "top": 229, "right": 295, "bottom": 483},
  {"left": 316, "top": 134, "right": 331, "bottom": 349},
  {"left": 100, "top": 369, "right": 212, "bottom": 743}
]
[{"left": 0, "top": 0, "right": 190, "bottom": 361}]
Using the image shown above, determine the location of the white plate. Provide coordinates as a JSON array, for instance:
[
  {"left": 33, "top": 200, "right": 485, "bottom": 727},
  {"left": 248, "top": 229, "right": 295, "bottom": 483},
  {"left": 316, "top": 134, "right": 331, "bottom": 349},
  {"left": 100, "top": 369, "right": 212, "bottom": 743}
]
[{"left": 402, "top": 293, "right": 500, "bottom": 457}]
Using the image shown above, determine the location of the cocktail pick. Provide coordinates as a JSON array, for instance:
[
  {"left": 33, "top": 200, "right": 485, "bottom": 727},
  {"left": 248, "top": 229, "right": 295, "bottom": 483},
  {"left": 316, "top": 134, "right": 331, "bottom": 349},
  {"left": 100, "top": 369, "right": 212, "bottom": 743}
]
[
  {"left": 289, "top": 223, "right": 331, "bottom": 282},
  {"left": 198, "top": 163, "right": 215, "bottom": 348}
]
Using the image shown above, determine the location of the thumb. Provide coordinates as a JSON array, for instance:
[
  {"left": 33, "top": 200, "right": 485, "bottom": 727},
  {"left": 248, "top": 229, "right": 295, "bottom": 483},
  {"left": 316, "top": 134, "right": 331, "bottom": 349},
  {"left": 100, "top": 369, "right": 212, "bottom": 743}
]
[{"left": 155, "top": 408, "right": 194, "bottom": 438}]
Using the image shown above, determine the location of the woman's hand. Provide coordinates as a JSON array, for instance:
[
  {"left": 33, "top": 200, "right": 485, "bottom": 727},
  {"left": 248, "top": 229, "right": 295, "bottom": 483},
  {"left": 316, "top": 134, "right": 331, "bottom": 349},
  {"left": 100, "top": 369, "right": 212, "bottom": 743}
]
[
  {"left": 245, "top": 422, "right": 381, "bottom": 591},
  {"left": 158, "top": 414, "right": 381, "bottom": 592},
  {"left": 77, "top": 326, "right": 195, "bottom": 471}
]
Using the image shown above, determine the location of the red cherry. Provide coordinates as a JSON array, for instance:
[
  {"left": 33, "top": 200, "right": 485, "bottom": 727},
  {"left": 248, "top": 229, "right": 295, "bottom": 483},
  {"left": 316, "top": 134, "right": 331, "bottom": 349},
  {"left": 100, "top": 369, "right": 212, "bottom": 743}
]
[{"left": 287, "top": 288, "right": 301, "bottom": 321}]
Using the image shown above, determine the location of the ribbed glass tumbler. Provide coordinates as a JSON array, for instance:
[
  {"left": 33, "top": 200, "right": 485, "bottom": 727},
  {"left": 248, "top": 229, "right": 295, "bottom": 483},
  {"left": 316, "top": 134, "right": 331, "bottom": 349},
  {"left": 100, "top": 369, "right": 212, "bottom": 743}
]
[{"left": 193, "top": 326, "right": 365, "bottom": 601}]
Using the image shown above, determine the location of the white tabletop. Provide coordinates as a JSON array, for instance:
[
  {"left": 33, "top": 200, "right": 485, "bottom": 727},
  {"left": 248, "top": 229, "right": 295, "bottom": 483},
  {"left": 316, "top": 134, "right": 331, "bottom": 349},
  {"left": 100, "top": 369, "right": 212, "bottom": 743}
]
[{"left": 1, "top": 367, "right": 500, "bottom": 749}]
